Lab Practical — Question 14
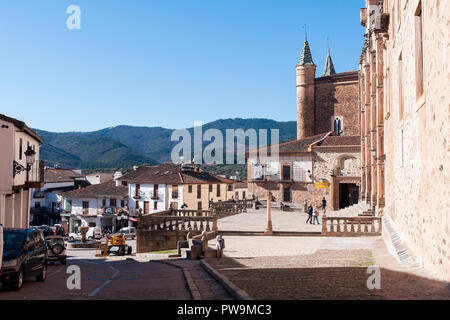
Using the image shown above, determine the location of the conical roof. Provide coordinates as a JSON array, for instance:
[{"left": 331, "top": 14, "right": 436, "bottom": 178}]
[
  {"left": 322, "top": 49, "right": 336, "bottom": 76},
  {"left": 297, "top": 40, "right": 315, "bottom": 66}
]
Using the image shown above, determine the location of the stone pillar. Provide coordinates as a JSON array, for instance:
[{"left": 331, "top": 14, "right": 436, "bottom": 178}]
[
  {"left": 264, "top": 192, "right": 273, "bottom": 236},
  {"left": 364, "top": 63, "right": 372, "bottom": 203},
  {"left": 360, "top": 71, "right": 366, "bottom": 201},
  {"left": 370, "top": 50, "right": 378, "bottom": 207},
  {"left": 376, "top": 35, "right": 386, "bottom": 208}
]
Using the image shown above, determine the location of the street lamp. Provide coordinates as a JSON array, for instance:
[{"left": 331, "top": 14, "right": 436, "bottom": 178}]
[{"left": 13, "top": 146, "right": 36, "bottom": 179}]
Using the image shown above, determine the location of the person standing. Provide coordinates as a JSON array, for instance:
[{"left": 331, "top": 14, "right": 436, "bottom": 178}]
[
  {"left": 306, "top": 203, "right": 313, "bottom": 224},
  {"left": 322, "top": 197, "right": 327, "bottom": 210}
]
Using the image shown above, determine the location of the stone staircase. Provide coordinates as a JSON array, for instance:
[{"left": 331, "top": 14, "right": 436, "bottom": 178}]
[{"left": 326, "top": 201, "right": 372, "bottom": 218}]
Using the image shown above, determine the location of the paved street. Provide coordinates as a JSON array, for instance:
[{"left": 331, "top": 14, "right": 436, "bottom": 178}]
[{"left": 0, "top": 240, "right": 231, "bottom": 300}]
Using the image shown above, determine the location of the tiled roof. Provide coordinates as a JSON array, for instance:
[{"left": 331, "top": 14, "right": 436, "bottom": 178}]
[
  {"left": 297, "top": 40, "right": 315, "bottom": 66},
  {"left": 0, "top": 114, "right": 44, "bottom": 143},
  {"left": 119, "top": 163, "right": 234, "bottom": 185},
  {"left": 249, "top": 132, "right": 330, "bottom": 156},
  {"left": 44, "top": 169, "right": 83, "bottom": 183},
  {"left": 235, "top": 181, "right": 248, "bottom": 189},
  {"left": 316, "top": 135, "right": 361, "bottom": 147},
  {"left": 63, "top": 181, "right": 128, "bottom": 199}
]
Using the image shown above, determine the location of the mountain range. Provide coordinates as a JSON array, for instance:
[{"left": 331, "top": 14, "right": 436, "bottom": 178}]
[{"left": 36, "top": 118, "right": 297, "bottom": 173}]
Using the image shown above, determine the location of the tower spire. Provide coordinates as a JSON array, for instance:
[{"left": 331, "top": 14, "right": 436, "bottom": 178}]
[
  {"left": 297, "top": 39, "right": 315, "bottom": 66},
  {"left": 322, "top": 45, "right": 336, "bottom": 77}
]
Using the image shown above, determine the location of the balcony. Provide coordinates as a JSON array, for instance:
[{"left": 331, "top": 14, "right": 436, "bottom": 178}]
[
  {"left": 26, "top": 160, "right": 44, "bottom": 188},
  {"left": 151, "top": 193, "right": 159, "bottom": 200}
]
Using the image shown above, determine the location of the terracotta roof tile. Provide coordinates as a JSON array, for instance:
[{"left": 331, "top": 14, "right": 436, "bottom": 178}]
[
  {"left": 63, "top": 181, "right": 128, "bottom": 199},
  {"left": 44, "top": 169, "right": 83, "bottom": 183}
]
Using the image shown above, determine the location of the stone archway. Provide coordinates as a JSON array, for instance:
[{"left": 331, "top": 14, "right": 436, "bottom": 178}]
[{"left": 330, "top": 155, "right": 361, "bottom": 210}]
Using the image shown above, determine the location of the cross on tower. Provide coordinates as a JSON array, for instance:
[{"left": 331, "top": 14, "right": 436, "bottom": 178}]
[{"left": 302, "top": 24, "right": 308, "bottom": 41}]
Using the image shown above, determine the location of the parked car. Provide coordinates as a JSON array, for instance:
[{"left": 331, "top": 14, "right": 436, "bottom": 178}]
[
  {"left": 68, "top": 227, "right": 101, "bottom": 242},
  {"left": 45, "top": 236, "right": 67, "bottom": 265},
  {"left": 1, "top": 228, "right": 48, "bottom": 290},
  {"left": 116, "top": 227, "right": 136, "bottom": 240},
  {"left": 34, "top": 225, "right": 53, "bottom": 237},
  {"left": 68, "top": 232, "right": 82, "bottom": 242}
]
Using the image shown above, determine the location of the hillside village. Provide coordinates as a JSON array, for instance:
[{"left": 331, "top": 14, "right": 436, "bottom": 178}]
[{"left": 0, "top": 0, "right": 448, "bottom": 302}]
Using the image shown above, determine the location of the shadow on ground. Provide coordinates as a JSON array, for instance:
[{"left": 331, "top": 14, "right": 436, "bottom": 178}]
[{"left": 206, "top": 256, "right": 450, "bottom": 300}]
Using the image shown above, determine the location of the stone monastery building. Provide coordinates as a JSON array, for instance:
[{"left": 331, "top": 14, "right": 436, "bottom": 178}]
[{"left": 248, "top": 39, "right": 362, "bottom": 210}]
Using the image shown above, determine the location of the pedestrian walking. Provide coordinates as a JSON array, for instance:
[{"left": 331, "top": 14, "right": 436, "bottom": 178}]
[
  {"left": 322, "top": 197, "right": 327, "bottom": 210},
  {"left": 313, "top": 205, "right": 321, "bottom": 225},
  {"left": 306, "top": 203, "right": 313, "bottom": 224}
]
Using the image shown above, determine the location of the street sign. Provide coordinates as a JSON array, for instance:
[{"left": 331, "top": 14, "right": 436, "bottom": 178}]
[{"left": 315, "top": 182, "right": 330, "bottom": 189}]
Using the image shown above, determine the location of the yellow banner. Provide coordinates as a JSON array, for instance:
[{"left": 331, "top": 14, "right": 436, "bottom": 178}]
[{"left": 315, "top": 182, "right": 330, "bottom": 189}]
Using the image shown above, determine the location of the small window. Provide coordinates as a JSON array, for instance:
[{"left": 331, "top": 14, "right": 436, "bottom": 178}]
[
  {"left": 227, "top": 184, "right": 233, "bottom": 191},
  {"left": 102, "top": 199, "right": 106, "bottom": 207},
  {"left": 172, "top": 185, "right": 179, "bottom": 199},
  {"left": 209, "top": 184, "right": 213, "bottom": 192},
  {"left": 122, "top": 181, "right": 128, "bottom": 186},
  {"left": 216, "top": 184, "right": 221, "bottom": 197},
  {"left": 282, "top": 165, "right": 291, "bottom": 181},
  {"left": 188, "top": 185, "right": 193, "bottom": 193},
  {"left": 197, "top": 185, "right": 201, "bottom": 199},
  {"left": 154, "top": 201, "right": 158, "bottom": 210},
  {"left": 415, "top": 1, "right": 424, "bottom": 99},
  {"left": 121, "top": 200, "right": 125, "bottom": 207},
  {"left": 198, "top": 201, "right": 202, "bottom": 210},
  {"left": 19, "top": 138, "right": 23, "bottom": 160},
  {"left": 398, "top": 53, "right": 404, "bottom": 119},
  {"left": 110, "top": 199, "right": 117, "bottom": 207},
  {"left": 331, "top": 116, "right": 343, "bottom": 136},
  {"left": 35, "top": 202, "right": 41, "bottom": 208},
  {"left": 154, "top": 184, "right": 159, "bottom": 197},
  {"left": 135, "top": 184, "right": 140, "bottom": 197}
]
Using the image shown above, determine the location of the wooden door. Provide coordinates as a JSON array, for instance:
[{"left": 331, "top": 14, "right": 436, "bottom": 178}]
[{"left": 144, "top": 201, "right": 149, "bottom": 214}]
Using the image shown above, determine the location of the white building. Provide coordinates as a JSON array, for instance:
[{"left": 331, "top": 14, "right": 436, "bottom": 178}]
[
  {"left": 0, "top": 114, "right": 44, "bottom": 229},
  {"left": 62, "top": 180, "right": 129, "bottom": 233},
  {"left": 30, "top": 168, "right": 87, "bottom": 226}
]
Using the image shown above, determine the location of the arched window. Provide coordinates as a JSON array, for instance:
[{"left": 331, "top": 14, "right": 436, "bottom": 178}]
[{"left": 332, "top": 116, "right": 343, "bottom": 136}]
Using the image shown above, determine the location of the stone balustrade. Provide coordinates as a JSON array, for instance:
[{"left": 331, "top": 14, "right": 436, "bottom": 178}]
[{"left": 322, "top": 215, "right": 382, "bottom": 236}]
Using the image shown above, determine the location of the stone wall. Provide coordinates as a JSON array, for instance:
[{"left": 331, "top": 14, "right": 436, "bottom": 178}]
[
  {"left": 314, "top": 72, "right": 360, "bottom": 136},
  {"left": 136, "top": 230, "right": 189, "bottom": 253},
  {"left": 379, "top": 0, "right": 449, "bottom": 280}
]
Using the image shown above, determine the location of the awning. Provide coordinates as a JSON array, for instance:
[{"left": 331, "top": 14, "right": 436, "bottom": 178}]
[{"left": 128, "top": 217, "right": 139, "bottom": 222}]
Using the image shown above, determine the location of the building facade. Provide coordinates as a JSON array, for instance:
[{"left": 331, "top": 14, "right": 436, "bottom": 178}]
[
  {"left": 248, "top": 40, "right": 361, "bottom": 209},
  {"left": 119, "top": 163, "right": 235, "bottom": 213},
  {"left": 0, "top": 114, "right": 44, "bottom": 229},
  {"left": 30, "top": 168, "right": 87, "bottom": 226},
  {"left": 360, "top": 0, "right": 449, "bottom": 280}
]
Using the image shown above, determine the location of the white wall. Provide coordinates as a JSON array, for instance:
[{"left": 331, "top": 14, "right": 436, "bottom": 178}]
[
  {"left": 129, "top": 183, "right": 169, "bottom": 213},
  {"left": 0, "top": 118, "right": 14, "bottom": 194}
]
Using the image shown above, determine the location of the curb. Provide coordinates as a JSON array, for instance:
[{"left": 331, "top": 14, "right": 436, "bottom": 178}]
[
  {"left": 200, "top": 259, "right": 252, "bottom": 300},
  {"left": 151, "top": 260, "right": 202, "bottom": 300}
]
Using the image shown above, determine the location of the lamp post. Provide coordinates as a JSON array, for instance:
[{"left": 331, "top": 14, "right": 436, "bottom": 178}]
[
  {"left": 264, "top": 192, "right": 273, "bottom": 236},
  {"left": 24, "top": 146, "right": 36, "bottom": 182}
]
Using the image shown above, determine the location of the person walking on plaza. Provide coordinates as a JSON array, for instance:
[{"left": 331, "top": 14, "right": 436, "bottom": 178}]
[
  {"left": 322, "top": 197, "right": 327, "bottom": 210},
  {"left": 306, "top": 203, "right": 313, "bottom": 224},
  {"left": 313, "top": 204, "right": 321, "bottom": 225}
]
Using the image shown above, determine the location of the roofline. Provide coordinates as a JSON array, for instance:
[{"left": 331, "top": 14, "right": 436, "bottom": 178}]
[{"left": 0, "top": 114, "right": 44, "bottom": 144}]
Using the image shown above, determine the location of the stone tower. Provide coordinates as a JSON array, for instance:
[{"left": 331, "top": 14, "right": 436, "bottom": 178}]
[{"left": 296, "top": 40, "right": 316, "bottom": 140}]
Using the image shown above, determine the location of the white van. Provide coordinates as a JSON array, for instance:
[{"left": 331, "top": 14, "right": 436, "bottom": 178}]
[
  {"left": 87, "top": 227, "right": 102, "bottom": 240},
  {"left": 117, "top": 227, "right": 136, "bottom": 240}
]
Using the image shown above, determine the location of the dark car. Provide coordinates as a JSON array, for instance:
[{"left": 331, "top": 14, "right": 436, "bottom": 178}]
[
  {"left": 1, "top": 228, "right": 48, "bottom": 290},
  {"left": 34, "top": 225, "right": 54, "bottom": 237}
]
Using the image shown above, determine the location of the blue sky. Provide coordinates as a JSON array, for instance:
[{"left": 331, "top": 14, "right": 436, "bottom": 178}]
[{"left": 0, "top": 0, "right": 364, "bottom": 132}]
